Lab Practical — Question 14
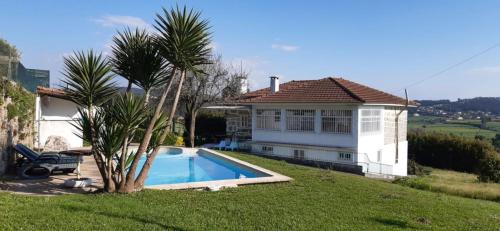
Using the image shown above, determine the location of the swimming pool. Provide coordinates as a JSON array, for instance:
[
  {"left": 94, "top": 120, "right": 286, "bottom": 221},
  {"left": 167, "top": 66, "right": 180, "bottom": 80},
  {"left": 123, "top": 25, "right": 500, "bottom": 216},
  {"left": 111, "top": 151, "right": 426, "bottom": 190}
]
[{"left": 137, "top": 148, "right": 285, "bottom": 188}]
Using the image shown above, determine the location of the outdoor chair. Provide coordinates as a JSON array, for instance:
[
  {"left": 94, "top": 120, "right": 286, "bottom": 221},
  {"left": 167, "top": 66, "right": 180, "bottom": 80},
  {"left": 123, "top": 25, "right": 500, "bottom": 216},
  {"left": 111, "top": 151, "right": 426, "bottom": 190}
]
[
  {"left": 13, "top": 144, "right": 79, "bottom": 179},
  {"left": 226, "top": 141, "right": 239, "bottom": 151},
  {"left": 216, "top": 140, "right": 227, "bottom": 150}
]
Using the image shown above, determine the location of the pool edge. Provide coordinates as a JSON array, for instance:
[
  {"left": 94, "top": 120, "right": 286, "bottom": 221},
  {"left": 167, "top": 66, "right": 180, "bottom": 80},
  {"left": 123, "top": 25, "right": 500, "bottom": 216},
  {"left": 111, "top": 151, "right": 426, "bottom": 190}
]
[{"left": 143, "top": 147, "right": 293, "bottom": 190}]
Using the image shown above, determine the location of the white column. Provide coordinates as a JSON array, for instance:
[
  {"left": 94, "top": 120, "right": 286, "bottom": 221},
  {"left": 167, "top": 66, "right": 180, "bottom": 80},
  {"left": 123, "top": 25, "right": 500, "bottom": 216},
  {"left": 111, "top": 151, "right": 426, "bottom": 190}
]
[{"left": 314, "top": 109, "right": 321, "bottom": 133}]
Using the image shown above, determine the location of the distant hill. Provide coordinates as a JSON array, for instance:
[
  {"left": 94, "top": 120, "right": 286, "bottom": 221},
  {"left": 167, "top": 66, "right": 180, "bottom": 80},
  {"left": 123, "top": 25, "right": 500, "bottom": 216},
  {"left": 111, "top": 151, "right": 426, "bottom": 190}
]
[{"left": 415, "top": 97, "right": 500, "bottom": 114}]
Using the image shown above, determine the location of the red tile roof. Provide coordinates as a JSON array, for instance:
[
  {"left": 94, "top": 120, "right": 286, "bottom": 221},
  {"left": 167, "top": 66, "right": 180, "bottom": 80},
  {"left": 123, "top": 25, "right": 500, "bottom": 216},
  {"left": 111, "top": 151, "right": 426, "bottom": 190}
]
[
  {"left": 36, "top": 86, "right": 70, "bottom": 100},
  {"left": 236, "top": 77, "right": 416, "bottom": 106}
]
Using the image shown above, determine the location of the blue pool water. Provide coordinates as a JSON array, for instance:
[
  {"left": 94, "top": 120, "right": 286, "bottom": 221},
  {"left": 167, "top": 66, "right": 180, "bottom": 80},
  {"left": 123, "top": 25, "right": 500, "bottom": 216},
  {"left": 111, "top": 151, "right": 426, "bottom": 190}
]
[{"left": 137, "top": 150, "right": 266, "bottom": 186}]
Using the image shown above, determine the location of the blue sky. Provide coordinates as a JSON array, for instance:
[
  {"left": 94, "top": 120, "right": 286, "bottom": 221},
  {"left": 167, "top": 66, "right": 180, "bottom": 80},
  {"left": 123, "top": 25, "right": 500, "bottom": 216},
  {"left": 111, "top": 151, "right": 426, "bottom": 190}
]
[{"left": 1, "top": 0, "right": 500, "bottom": 100}]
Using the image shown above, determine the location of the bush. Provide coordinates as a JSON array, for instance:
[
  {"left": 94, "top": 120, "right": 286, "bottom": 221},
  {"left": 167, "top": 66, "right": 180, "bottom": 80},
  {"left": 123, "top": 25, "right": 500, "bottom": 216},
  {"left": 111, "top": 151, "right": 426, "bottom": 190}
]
[
  {"left": 408, "top": 131, "right": 495, "bottom": 173},
  {"left": 163, "top": 133, "right": 184, "bottom": 146},
  {"left": 477, "top": 156, "right": 500, "bottom": 183},
  {"left": 407, "top": 159, "right": 430, "bottom": 176},
  {"left": 408, "top": 131, "right": 500, "bottom": 182},
  {"left": 393, "top": 177, "right": 431, "bottom": 191}
]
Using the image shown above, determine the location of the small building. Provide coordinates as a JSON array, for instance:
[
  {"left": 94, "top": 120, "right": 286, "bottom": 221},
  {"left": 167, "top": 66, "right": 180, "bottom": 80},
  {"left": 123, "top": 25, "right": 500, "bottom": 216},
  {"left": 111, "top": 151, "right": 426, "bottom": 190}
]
[
  {"left": 230, "top": 77, "right": 416, "bottom": 177},
  {"left": 34, "top": 87, "right": 82, "bottom": 149}
]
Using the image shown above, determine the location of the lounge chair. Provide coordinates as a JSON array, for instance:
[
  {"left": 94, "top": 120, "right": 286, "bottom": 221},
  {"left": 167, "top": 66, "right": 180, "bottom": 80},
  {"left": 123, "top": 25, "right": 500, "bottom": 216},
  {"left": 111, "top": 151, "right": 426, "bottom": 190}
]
[
  {"left": 216, "top": 140, "right": 227, "bottom": 150},
  {"left": 13, "top": 144, "right": 79, "bottom": 179},
  {"left": 226, "top": 141, "right": 239, "bottom": 151}
]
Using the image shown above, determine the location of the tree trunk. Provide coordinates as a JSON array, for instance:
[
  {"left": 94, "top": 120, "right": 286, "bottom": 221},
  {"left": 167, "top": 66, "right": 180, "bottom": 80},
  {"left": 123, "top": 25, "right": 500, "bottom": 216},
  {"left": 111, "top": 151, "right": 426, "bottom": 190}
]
[
  {"left": 166, "top": 70, "right": 186, "bottom": 132},
  {"left": 189, "top": 110, "right": 197, "bottom": 148},
  {"left": 123, "top": 69, "right": 176, "bottom": 192},
  {"left": 134, "top": 129, "right": 169, "bottom": 189},
  {"left": 106, "top": 158, "right": 116, "bottom": 192},
  {"left": 87, "top": 105, "right": 108, "bottom": 189},
  {"left": 118, "top": 136, "right": 129, "bottom": 192},
  {"left": 126, "top": 80, "right": 132, "bottom": 92}
]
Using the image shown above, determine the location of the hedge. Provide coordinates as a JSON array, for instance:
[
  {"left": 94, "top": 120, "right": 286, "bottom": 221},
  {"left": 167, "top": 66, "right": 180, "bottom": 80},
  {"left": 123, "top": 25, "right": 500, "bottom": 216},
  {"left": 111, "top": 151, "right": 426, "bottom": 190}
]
[{"left": 408, "top": 130, "right": 500, "bottom": 182}]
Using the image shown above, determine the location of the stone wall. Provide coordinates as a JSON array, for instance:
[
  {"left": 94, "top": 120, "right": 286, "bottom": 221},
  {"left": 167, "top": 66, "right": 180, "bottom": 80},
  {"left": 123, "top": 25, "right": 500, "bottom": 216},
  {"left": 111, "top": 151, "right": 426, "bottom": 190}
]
[{"left": 0, "top": 79, "right": 34, "bottom": 175}]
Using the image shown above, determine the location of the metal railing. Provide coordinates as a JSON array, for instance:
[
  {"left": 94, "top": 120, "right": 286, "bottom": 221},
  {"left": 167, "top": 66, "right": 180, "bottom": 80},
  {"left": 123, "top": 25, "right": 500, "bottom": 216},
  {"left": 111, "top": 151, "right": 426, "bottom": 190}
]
[{"left": 357, "top": 152, "right": 393, "bottom": 175}]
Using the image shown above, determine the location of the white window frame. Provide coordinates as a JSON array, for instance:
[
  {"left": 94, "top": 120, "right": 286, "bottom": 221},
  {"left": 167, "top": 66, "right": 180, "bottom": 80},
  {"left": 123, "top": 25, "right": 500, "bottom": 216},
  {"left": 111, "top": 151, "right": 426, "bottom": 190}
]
[
  {"left": 256, "top": 109, "right": 281, "bottom": 130},
  {"left": 261, "top": 146, "right": 273, "bottom": 153},
  {"left": 286, "top": 109, "right": 315, "bottom": 132},
  {"left": 321, "top": 109, "right": 352, "bottom": 134},
  {"left": 361, "top": 109, "right": 382, "bottom": 134},
  {"left": 338, "top": 152, "right": 352, "bottom": 161},
  {"left": 293, "top": 149, "right": 305, "bottom": 160}
]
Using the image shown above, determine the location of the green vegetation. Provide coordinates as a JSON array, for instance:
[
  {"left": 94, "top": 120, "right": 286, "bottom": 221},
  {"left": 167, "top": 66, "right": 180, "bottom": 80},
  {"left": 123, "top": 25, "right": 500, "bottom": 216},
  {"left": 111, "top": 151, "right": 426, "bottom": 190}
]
[
  {"left": 0, "top": 78, "right": 35, "bottom": 139},
  {"left": 395, "top": 167, "right": 500, "bottom": 202},
  {"left": 408, "top": 116, "right": 497, "bottom": 140},
  {"left": 408, "top": 131, "right": 500, "bottom": 182},
  {"left": 1, "top": 151, "right": 499, "bottom": 230}
]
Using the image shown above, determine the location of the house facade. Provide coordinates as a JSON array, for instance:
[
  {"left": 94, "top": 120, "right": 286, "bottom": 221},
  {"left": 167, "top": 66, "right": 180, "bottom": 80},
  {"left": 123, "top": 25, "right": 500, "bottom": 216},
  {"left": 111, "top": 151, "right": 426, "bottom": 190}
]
[
  {"left": 34, "top": 87, "right": 82, "bottom": 149},
  {"left": 232, "top": 77, "right": 415, "bottom": 177}
]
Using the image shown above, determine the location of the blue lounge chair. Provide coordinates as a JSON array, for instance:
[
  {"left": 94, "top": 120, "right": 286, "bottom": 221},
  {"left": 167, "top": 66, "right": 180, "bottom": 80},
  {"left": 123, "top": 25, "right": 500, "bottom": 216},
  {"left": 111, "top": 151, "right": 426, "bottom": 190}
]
[
  {"left": 226, "top": 141, "right": 239, "bottom": 151},
  {"left": 216, "top": 140, "right": 227, "bottom": 150},
  {"left": 14, "top": 144, "right": 79, "bottom": 179}
]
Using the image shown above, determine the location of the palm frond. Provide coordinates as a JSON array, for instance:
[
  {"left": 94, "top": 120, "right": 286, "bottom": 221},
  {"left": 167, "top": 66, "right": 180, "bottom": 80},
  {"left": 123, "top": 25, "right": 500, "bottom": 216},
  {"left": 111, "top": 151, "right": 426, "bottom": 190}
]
[
  {"left": 62, "top": 50, "right": 117, "bottom": 107},
  {"left": 110, "top": 28, "right": 170, "bottom": 92}
]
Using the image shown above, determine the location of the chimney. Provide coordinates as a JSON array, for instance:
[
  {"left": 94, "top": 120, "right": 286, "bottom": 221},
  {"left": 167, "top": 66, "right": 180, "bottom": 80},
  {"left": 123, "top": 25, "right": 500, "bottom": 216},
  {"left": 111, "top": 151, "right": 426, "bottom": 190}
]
[{"left": 270, "top": 76, "right": 279, "bottom": 93}]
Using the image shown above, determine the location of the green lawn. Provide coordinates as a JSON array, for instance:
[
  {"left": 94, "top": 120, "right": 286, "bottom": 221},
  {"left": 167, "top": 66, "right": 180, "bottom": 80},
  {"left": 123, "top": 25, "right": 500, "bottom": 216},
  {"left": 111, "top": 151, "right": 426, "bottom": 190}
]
[
  {"left": 409, "top": 117, "right": 498, "bottom": 140},
  {"left": 1, "top": 151, "right": 499, "bottom": 230},
  {"left": 394, "top": 168, "right": 500, "bottom": 202}
]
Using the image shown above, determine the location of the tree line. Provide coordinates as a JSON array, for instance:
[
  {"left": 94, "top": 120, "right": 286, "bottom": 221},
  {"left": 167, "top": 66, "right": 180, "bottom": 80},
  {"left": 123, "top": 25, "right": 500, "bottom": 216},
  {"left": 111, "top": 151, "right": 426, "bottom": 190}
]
[{"left": 408, "top": 130, "right": 500, "bottom": 182}]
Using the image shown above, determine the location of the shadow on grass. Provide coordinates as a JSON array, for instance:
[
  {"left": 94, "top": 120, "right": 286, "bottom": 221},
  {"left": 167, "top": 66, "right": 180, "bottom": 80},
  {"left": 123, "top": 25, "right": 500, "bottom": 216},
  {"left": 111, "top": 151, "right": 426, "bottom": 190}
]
[
  {"left": 371, "top": 217, "right": 413, "bottom": 229},
  {"left": 60, "top": 204, "right": 186, "bottom": 230}
]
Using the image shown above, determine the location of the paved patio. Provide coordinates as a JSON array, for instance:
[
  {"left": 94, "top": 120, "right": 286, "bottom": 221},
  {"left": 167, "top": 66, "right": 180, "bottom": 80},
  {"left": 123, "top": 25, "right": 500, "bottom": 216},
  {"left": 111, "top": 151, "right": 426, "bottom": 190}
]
[{"left": 0, "top": 156, "right": 103, "bottom": 196}]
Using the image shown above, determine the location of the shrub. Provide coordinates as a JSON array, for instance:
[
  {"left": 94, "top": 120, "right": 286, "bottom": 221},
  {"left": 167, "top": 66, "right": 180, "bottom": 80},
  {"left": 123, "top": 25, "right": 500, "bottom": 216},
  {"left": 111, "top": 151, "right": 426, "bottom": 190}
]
[
  {"left": 408, "top": 131, "right": 495, "bottom": 173},
  {"left": 163, "top": 133, "right": 184, "bottom": 146},
  {"left": 393, "top": 177, "right": 431, "bottom": 191},
  {"left": 477, "top": 156, "right": 500, "bottom": 183},
  {"left": 408, "top": 130, "right": 500, "bottom": 182},
  {"left": 407, "top": 159, "right": 430, "bottom": 176}
]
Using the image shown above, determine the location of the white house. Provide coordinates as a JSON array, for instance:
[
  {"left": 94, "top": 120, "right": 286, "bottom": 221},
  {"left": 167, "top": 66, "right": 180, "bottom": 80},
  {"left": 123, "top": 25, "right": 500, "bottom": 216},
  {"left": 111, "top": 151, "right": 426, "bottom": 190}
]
[
  {"left": 34, "top": 87, "right": 82, "bottom": 149},
  {"left": 231, "top": 77, "right": 416, "bottom": 177}
]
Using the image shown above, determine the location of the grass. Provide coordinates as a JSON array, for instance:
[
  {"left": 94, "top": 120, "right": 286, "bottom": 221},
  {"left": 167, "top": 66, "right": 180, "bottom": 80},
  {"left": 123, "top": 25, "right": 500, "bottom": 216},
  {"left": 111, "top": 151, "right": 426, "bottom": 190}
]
[
  {"left": 394, "top": 168, "right": 500, "bottom": 202},
  {"left": 1, "top": 151, "right": 499, "bottom": 230},
  {"left": 408, "top": 117, "right": 498, "bottom": 140}
]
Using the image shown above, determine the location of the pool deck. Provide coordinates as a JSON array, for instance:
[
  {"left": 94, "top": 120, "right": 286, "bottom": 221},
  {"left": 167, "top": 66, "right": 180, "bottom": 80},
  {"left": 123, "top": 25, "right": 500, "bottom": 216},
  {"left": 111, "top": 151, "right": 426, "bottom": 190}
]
[
  {"left": 0, "top": 155, "right": 103, "bottom": 196},
  {"left": 0, "top": 147, "right": 292, "bottom": 195}
]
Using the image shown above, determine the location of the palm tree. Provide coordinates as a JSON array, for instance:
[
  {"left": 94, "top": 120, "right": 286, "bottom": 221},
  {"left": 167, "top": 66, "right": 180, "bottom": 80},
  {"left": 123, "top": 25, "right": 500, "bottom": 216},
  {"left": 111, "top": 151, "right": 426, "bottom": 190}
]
[
  {"left": 109, "top": 28, "right": 169, "bottom": 102},
  {"left": 155, "top": 6, "right": 212, "bottom": 130},
  {"left": 62, "top": 50, "right": 116, "bottom": 191},
  {"left": 132, "top": 6, "right": 212, "bottom": 189}
]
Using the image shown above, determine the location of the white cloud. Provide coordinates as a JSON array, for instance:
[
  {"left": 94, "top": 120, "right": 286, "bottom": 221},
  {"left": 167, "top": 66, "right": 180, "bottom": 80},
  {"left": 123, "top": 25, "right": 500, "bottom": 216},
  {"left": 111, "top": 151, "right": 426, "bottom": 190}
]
[
  {"left": 466, "top": 66, "right": 500, "bottom": 77},
  {"left": 271, "top": 43, "right": 299, "bottom": 52},
  {"left": 93, "top": 15, "right": 153, "bottom": 31}
]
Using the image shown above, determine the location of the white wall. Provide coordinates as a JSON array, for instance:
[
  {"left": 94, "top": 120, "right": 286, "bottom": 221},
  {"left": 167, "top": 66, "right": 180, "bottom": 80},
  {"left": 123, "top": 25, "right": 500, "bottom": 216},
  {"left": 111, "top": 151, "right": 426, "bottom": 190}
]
[
  {"left": 248, "top": 103, "right": 408, "bottom": 176},
  {"left": 35, "top": 96, "right": 82, "bottom": 149},
  {"left": 251, "top": 103, "right": 358, "bottom": 148}
]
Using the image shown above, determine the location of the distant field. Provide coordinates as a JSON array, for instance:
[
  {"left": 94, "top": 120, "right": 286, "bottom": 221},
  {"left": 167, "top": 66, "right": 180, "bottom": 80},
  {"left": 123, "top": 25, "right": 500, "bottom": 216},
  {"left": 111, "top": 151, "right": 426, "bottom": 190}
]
[
  {"left": 395, "top": 168, "right": 500, "bottom": 202},
  {"left": 408, "top": 116, "right": 499, "bottom": 140}
]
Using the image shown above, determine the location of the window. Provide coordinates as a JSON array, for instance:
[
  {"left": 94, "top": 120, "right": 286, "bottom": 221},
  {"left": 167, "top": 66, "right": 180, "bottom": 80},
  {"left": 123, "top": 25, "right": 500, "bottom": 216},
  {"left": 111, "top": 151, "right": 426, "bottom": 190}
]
[
  {"left": 361, "top": 109, "right": 381, "bottom": 134},
  {"left": 293, "top": 149, "right": 305, "bottom": 160},
  {"left": 286, "top": 109, "right": 315, "bottom": 131},
  {"left": 384, "top": 107, "right": 407, "bottom": 144},
  {"left": 261, "top": 146, "right": 273, "bottom": 153},
  {"left": 240, "top": 114, "right": 250, "bottom": 128},
  {"left": 338, "top": 152, "right": 352, "bottom": 161},
  {"left": 321, "top": 109, "right": 352, "bottom": 134},
  {"left": 256, "top": 109, "right": 281, "bottom": 130}
]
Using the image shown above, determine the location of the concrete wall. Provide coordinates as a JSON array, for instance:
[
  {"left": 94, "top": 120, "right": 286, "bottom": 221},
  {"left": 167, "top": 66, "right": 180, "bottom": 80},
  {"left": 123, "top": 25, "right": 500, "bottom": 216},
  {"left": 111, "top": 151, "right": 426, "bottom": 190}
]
[{"left": 35, "top": 96, "right": 82, "bottom": 149}]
